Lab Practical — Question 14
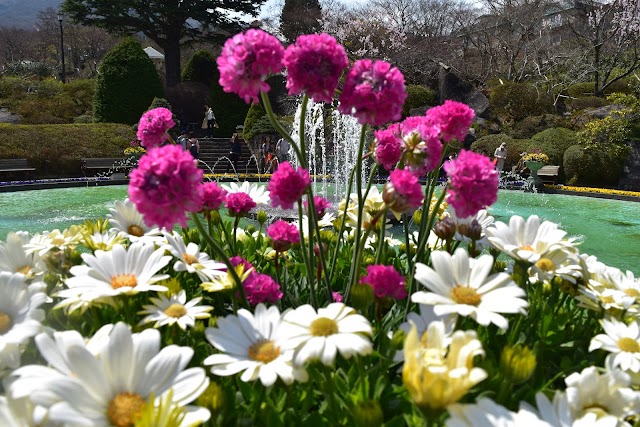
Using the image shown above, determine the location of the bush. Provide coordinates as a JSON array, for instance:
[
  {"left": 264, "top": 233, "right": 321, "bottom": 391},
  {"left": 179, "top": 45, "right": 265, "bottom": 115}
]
[
  {"left": 208, "top": 66, "right": 250, "bottom": 137},
  {"left": 508, "top": 114, "right": 570, "bottom": 139},
  {"left": 402, "top": 85, "right": 436, "bottom": 116},
  {"left": 181, "top": 50, "right": 217, "bottom": 87},
  {"left": 0, "top": 123, "right": 134, "bottom": 178},
  {"left": 530, "top": 127, "right": 578, "bottom": 166},
  {"left": 243, "top": 103, "right": 266, "bottom": 142},
  {"left": 490, "top": 82, "right": 549, "bottom": 121},
  {"left": 471, "top": 134, "right": 531, "bottom": 171},
  {"left": 567, "top": 96, "right": 609, "bottom": 111},
  {"left": 566, "top": 82, "right": 595, "bottom": 98},
  {"left": 93, "top": 38, "right": 163, "bottom": 124},
  {"left": 562, "top": 145, "right": 584, "bottom": 184},
  {"left": 562, "top": 143, "right": 623, "bottom": 186}
]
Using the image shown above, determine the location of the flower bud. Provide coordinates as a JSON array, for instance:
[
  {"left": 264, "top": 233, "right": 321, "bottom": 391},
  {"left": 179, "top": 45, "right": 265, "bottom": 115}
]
[
  {"left": 412, "top": 208, "right": 423, "bottom": 226},
  {"left": 209, "top": 210, "right": 222, "bottom": 226},
  {"left": 390, "top": 328, "right": 406, "bottom": 350},
  {"left": 353, "top": 400, "right": 384, "bottom": 427},
  {"left": 246, "top": 224, "right": 257, "bottom": 235},
  {"left": 363, "top": 255, "right": 375, "bottom": 265},
  {"left": 558, "top": 277, "right": 579, "bottom": 296},
  {"left": 313, "top": 242, "right": 328, "bottom": 257},
  {"left": 434, "top": 217, "right": 456, "bottom": 241},
  {"left": 383, "top": 182, "right": 411, "bottom": 214},
  {"left": 350, "top": 283, "right": 375, "bottom": 311},
  {"left": 458, "top": 219, "right": 482, "bottom": 241},
  {"left": 186, "top": 228, "right": 200, "bottom": 245},
  {"left": 257, "top": 210, "right": 268, "bottom": 226},
  {"left": 196, "top": 382, "right": 226, "bottom": 413},
  {"left": 500, "top": 344, "right": 536, "bottom": 384}
]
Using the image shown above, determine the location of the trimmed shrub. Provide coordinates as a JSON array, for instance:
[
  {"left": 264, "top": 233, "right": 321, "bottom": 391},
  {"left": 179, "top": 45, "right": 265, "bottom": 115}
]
[
  {"left": 243, "top": 103, "right": 266, "bottom": 142},
  {"left": 490, "top": 82, "right": 549, "bottom": 121},
  {"left": 181, "top": 50, "right": 217, "bottom": 87},
  {"left": 509, "top": 114, "right": 570, "bottom": 139},
  {"left": 567, "top": 96, "right": 609, "bottom": 111},
  {"left": 566, "top": 82, "right": 595, "bottom": 98},
  {"left": 93, "top": 38, "right": 163, "bottom": 124},
  {"left": 562, "top": 145, "right": 584, "bottom": 184},
  {"left": 403, "top": 85, "right": 437, "bottom": 116},
  {"left": 0, "top": 123, "right": 134, "bottom": 178},
  {"left": 562, "top": 143, "right": 623, "bottom": 186},
  {"left": 530, "top": 127, "right": 579, "bottom": 166},
  {"left": 471, "top": 134, "right": 531, "bottom": 171},
  {"left": 209, "top": 66, "right": 250, "bottom": 137}
]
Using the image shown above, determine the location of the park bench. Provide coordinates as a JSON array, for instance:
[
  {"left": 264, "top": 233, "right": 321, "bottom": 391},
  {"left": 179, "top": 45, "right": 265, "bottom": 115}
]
[
  {"left": 0, "top": 158, "right": 36, "bottom": 177},
  {"left": 81, "top": 157, "right": 127, "bottom": 177},
  {"left": 537, "top": 165, "right": 560, "bottom": 185}
]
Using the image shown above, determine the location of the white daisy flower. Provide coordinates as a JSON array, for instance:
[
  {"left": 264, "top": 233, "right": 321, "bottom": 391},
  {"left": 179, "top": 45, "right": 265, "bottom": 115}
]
[
  {"left": 9, "top": 322, "right": 210, "bottom": 427},
  {"left": 25, "top": 228, "right": 80, "bottom": 257},
  {"left": 0, "top": 394, "right": 51, "bottom": 427},
  {"left": 0, "top": 272, "right": 47, "bottom": 373},
  {"left": 485, "top": 215, "right": 576, "bottom": 264},
  {"left": 107, "top": 199, "right": 164, "bottom": 244},
  {"left": 79, "top": 230, "right": 127, "bottom": 252},
  {"left": 138, "top": 290, "right": 213, "bottom": 330},
  {"left": 564, "top": 366, "right": 640, "bottom": 422},
  {"left": 449, "top": 208, "right": 495, "bottom": 250},
  {"left": 446, "top": 397, "right": 552, "bottom": 427},
  {"left": 222, "top": 181, "right": 270, "bottom": 205},
  {"left": 55, "top": 242, "right": 171, "bottom": 312},
  {"left": 528, "top": 248, "right": 583, "bottom": 285},
  {"left": 204, "top": 304, "right": 308, "bottom": 386},
  {"left": 295, "top": 212, "right": 336, "bottom": 236},
  {"left": 0, "top": 231, "right": 43, "bottom": 277},
  {"left": 163, "top": 232, "right": 226, "bottom": 282},
  {"left": 590, "top": 317, "right": 640, "bottom": 373},
  {"left": 394, "top": 305, "right": 457, "bottom": 363},
  {"left": 412, "top": 248, "right": 528, "bottom": 330},
  {"left": 280, "top": 303, "right": 373, "bottom": 366}
]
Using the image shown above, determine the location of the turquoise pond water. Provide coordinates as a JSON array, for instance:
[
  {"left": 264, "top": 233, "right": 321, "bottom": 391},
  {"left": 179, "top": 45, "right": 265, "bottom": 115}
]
[{"left": 0, "top": 185, "right": 638, "bottom": 274}]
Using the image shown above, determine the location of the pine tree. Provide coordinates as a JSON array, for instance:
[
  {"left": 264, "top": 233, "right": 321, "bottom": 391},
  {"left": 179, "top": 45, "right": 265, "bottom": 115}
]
[{"left": 280, "top": 0, "right": 322, "bottom": 43}]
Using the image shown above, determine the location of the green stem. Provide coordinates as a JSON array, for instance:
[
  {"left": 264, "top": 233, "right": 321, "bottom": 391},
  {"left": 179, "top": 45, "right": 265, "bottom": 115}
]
[
  {"left": 298, "top": 95, "right": 309, "bottom": 169},
  {"left": 297, "top": 201, "right": 317, "bottom": 308},
  {"left": 306, "top": 190, "right": 333, "bottom": 301},
  {"left": 260, "top": 91, "right": 305, "bottom": 165}
]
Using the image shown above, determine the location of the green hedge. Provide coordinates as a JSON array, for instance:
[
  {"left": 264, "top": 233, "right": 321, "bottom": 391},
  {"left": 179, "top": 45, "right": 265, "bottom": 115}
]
[
  {"left": 530, "top": 127, "right": 578, "bottom": 166},
  {"left": 490, "top": 82, "right": 549, "bottom": 121},
  {"left": 471, "top": 134, "right": 531, "bottom": 171},
  {"left": 403, "top": 85, "right": 436, "bottom": 116},
  {"left": 508, "top": 114, "right": 570, "bottom": 139},
  {"left": 0, "top": 123, "right": 134, "bottom": 178},
  {"left": 562, "top": 145, "right": 584, "bottom": 184}
]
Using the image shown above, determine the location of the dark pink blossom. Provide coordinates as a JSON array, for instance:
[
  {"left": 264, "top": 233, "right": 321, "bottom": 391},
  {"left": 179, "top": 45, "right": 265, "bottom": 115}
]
[
  {"left": 400, "top": 116, "right": 443, "bottom": 176},
  {"left": 383, "top": 169, "right": 423, "bottom": 214},
  {"left": 283, "top": 33, "right": 349, "bottom": 103},
  {"left": 338, "top": 59, "right": 407, "bottom": 127},
  {"left": 360, "top": 265, "right": 407, "bottom": 300},
  {"left": 225, "top": 192, "right": 256, "bottom": 217},
  {"left": 425, "top": 100, "right": 475, "bottom": 143},
  {"left": 244, "top": 273, "right": 283, "bottom": 305},
  {"left": 332, "top": 292, "right": 343, "bottom": 302},
  {"left": 443, "top": 150, "right": 498, "bottom": 218},
  {"left": 128, "top": 145, "right": 203, "bottom": 229},
  {"left": 267, "top": 220, "right": 300, "bottom": 252},
  {"left": 136, "top": 107, "right": 175, "bottom": 148},
  {"left": 304, "top": 196, "right": 332, "bottom": 217},
  {"left": 217, "top": 29, "right": 285, "bottom": 104},
  {"left": 374, "top": 126, "right": 402, "bottom": 171},
  {"left": 202, "top": 182, "right": 227, "bottom": 211},
  {"left": 267, "top": 162, "right": 311, "bottom": 209}
]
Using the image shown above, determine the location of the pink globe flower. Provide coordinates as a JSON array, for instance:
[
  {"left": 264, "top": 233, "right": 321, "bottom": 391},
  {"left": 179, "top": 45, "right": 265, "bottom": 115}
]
[
  {"left": 217, "top": 29, "right": 285, "bottom": 104},
  {"left": 244, "top": 273, "right": 283, "bottom": 305},
  {"left": 332, "top": 291, "right": 343, "bottom": 303},
  {"left": 136, "top": 107, "right": 175, "bottom": 148},
  {"left": 225, "top": 192, "right": 256, "bottom": 217},
  {"left": 267, "top": 220, "right": 300, "bottom": 252},
  {"left": 304, "top": 196, "right": 332, "bottom": 217},
  {"left": 443, "top": 150, "right": 498, "bottom": 218},
  {"left": 338, "top": 59, "right": 407, "bottom": 127},
  {"left": 283, "top": 33, "right": 349, "bottom": 103},
  {"left": 374, "top": 126, "right": 403, "bottom": 171},
  {"left": 267, "top": 162, "right": 311, "bottom": 209},
  {"left": 400, "top": 116, "right": 443, "bottom": 176},
  {"left": 128, "top": 145, "right": 203, "bottom": 229},
  {"left": 425, "top": 100, "right": 475, "bottom": 143},
  {"left": 202, "top": 182, "right": 227, "bottom": 211},
  {"left": 383, "top": 169, "right": 424, "bottom": 215},
  {"left": 360, "top": 265, "right": 407, "bottom": 300}
]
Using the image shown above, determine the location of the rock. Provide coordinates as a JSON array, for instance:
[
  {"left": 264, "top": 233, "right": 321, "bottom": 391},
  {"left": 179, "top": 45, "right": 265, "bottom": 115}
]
[
  {"left": 572, "top": 104, "right": 625, "bottom": 129},
  {"left": 0, "top": 108, "right": 21, "bottom": 124},
  {"left": 438, "top": 65, "right": 490, "bottom": 117}
]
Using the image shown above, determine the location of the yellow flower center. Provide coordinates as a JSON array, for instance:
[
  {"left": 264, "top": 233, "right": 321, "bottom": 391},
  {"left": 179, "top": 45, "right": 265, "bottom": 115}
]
[
  {"left": 624, "top": 288, "right": 640, "bottom": 298},
  {"left": 535, "top": 258, "right": 555, "bottom": 272},
  {"left": 248, "top": 340, "right": 281, "bottom": 363},
  {"left": 182, "top": 253, "right": 198, "bottom": 265},
  {"left": 451, "top": 286, "right": 482, "bottom": 306},
  {"left": 617, "top": 337, "right": 640, "bottom": 353},
  {"left": 111, "top": 274, "right": 137, "bottom": 289},
  {"left": 51, "top": 236, "right": 66, "bottom": 245},
  {"left": 16, "top": 265, "right": 32, "bottom": 275},
  {"left": 163, "top": 303, "right": 187, "bottom": 318},
  {"left": 310, "top": 317, "right": 339, "bottom": 337},
  {"left": 127, "top": 224, "right": 145, "bottom": 237},
  {"left": 0, "top": 312, "right": 13, "bottom": 335},
  {"left": 519, "top": 244, "right": 534, "bottom": 251},
  {"left": 107, "top": 392, "right": 145, "bottom": 427}
]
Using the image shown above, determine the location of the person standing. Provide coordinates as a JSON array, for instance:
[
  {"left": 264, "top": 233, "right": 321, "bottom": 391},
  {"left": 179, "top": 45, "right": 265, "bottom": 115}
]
[
  {"left": 226, "top": 132, "right": 242, "bottom": 173},
  {"left": 188, "top": 132, "right": 200, "bottom": 160},
  {"left": 259, "top": 136, "right": 270, "bottom": 173},
  {"left": 276, "top": 137, "right": 290, "bottom": 163},
  {"left": 204, "top": 105, "right": 216, "bottom": 137},
  {"left": 494, "top": 143, "right": 507, "bottom": 173},
  {"left": 177, "top": 131, "right": 189, "bottom": 150}
]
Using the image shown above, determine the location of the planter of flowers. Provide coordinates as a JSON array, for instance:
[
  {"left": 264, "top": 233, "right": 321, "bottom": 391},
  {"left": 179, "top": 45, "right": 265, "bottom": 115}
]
[{"left": 522, "top": 151, "right": 549, "bottom": 188}]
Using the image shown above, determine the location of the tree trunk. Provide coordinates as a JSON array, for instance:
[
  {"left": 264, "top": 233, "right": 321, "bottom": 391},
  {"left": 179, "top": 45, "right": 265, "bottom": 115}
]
[{"left": 163, "top": 39, "right": 181, "bottom": 87}]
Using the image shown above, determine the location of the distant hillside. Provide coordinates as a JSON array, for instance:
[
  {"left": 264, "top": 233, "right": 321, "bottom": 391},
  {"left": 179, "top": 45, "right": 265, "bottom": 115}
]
[{"left": 0, "top": 0, "right": 63, "bottom": 29}]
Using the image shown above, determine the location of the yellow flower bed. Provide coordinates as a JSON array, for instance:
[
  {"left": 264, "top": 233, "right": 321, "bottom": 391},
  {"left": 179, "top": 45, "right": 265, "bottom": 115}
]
[
  {"left": 546, "top": 184, "right": 640, "bottom": 198},
  {"left": 521, "top": 153, "right": 549, "bottom": 163}
]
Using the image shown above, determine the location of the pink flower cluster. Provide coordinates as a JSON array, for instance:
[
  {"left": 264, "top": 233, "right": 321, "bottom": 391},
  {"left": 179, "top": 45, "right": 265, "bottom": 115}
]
[
  {"left": 128, "top": 145, "right": 203, "bottom": 229},
  {"left": 383, "top": 169, "right": 423, "bottom": 214},
  {"left": 443, "top": 150, "right": 498, "bottom": 218},
  {"left": 360, "top": 265, "right": 407, "bottom": 300},
  {"left": 283, "top": 33, "right": 349, "bottom": 103},
  {"left": 202, "top": 182, "right": 227, "bottom": 211},
  {"left": 338, "top": 59, "right": 407, "bottom": 127},
  {"left": 304, "top": 196, "right": 331, "bottom": 217},
  {"left": 225, "top": 192, "right": 256, "bottom": 217},
  {"left": 136, "top": 107, "right": 175, "bottom": 148},
  {"left": 374, "top": 127, "right": 403, "bottom": 171},
  {"left": 267, "top": 220, "right": 300, "bottom": 252},
  {"left": 399, "top": 116, "right": 443, "bottom": 175},
  {"left": 217, "top": 29, "right": 285, "bottom": 104},
  {"left": 267, "top": 162, "right": 311, "bottom": 209},
  {"left": 230, "top": 256, "right": 282, "bottom": 305},
  {"left": 426, "top": 100, "right": 475, "bottom": 142}
]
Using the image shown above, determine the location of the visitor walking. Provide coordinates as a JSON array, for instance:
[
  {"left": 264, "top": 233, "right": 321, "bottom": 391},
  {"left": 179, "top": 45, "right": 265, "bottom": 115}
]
[
  {"left": 226, "top": 132, "right": 242, "bottom": 173},
  {"left": 266, "top": 140, "right": 278, "bottom": 173},
  {"left": 259, "top": 136, "right": 272, "bottom": 173},
  {"left": 276, "top": 137, "right": 290, "bottom": 163},
  {"left": 187, "top": 132, "right": 200, "bottom": 160},
  {"left": 177, "top": 131, "right": 189, "bottom": 150},
  {"left": 494, "top": 143, "right": 507, "bottom": 173},
  {"left": 203, "top": 105, "right": 217, "bottom": 137}
]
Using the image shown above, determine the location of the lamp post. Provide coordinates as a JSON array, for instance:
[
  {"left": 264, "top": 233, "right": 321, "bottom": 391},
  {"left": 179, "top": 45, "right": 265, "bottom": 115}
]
[{"left": 57, "top": 12, "right": 66, "bottom": 84}]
